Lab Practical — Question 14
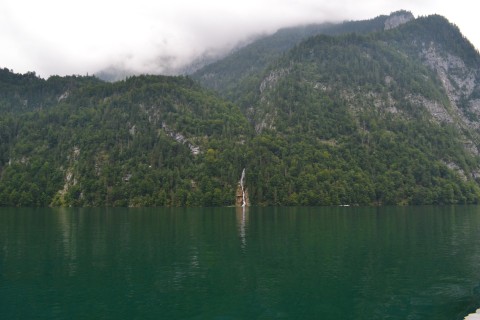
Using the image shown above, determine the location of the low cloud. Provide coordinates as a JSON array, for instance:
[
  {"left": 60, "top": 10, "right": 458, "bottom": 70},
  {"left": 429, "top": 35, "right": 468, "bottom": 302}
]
[{"left": 0, "top": 0, "right": 476, "bottom": 78}]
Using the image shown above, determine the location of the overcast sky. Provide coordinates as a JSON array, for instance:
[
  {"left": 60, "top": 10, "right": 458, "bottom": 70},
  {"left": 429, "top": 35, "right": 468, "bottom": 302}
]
[{"left": 1, "top": 0, "right": 478, "bottom": 78}]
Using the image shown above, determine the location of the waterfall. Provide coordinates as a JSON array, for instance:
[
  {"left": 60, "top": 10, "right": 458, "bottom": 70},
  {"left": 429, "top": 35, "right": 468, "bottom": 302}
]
[
  {"left": 240, "top": 168, "right": 246, "bottom": 207},
  {"left": 236, "top": 168, "right": 248, "bottom": 207}
]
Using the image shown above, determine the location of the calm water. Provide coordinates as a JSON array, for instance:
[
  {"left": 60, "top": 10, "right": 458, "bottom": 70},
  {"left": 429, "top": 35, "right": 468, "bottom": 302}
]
[{"left": 1, "top": 206, "right": 480, "bottom": 319}]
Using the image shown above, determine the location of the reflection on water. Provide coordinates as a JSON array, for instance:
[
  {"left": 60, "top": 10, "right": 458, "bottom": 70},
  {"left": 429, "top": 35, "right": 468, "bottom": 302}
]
[
  {"left": 236, "top": 207, "right": 249, "bottom": 250},
  {"left": 57, "top": 208, "right": 78, "bottom": 276},
  {"left": 1, "top": 206, "right": 480, "bottom": 319}
]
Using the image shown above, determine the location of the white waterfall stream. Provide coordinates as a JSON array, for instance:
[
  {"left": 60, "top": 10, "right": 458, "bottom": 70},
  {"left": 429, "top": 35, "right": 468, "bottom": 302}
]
[{"left": 240, "top": 168, "right": 246, "bottom": 207}]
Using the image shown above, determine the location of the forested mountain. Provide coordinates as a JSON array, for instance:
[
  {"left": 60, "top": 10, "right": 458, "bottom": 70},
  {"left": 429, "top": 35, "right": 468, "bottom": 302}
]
[
  {"left": 0, "top": 74, "right": 250, "bottom": 206},
  {"left": 192, "top": 10, "right": 414, "bottom": 103},
  {"left": 237, "top": 14, "right": 480, "bottom": 205},
  {"left": 1, "top": 11, "right": 480, "bottom": 207}
]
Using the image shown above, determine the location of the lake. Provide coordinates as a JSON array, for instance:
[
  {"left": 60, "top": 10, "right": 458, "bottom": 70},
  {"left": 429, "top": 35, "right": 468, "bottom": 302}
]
[{"left": 1, "top": 206, "right": 480, "bottom": 319}]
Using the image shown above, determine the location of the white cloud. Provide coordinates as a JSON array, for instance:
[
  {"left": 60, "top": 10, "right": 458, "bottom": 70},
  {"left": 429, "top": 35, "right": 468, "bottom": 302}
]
[{"left": 0, "top": 0, "right": 478, "bottom": 78}]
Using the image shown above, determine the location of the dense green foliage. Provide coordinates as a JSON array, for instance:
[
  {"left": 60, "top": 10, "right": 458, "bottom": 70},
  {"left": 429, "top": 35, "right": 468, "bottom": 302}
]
[
  {"left": 0, "top": 74, "right": 250, "bottom": 206},
  {"left": 2, "top": 13, "right": 480, "bottom": 207},
  {"left": 192, "top": 11, "right": 407, "bottom": 103},
  {"left": 241, "top": 15, "right": 480, "bottom": 205},
  {"left": 381, "top": 15, "right": 480, "bottom": 68}
]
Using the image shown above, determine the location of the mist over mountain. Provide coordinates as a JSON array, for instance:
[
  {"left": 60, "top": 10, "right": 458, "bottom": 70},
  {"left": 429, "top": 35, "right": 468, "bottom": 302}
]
[
  {"left": 97, "top": 11, "right": 414, "bottom": 82},
  {"left": 2, "top": 11, "right": 480, "bottom": 207},
  {"left": 95, "top": 30, "right": 272, "bottom": 82},
  {"left": 192, "top": 10, "right": 414, "bottom": 100}
]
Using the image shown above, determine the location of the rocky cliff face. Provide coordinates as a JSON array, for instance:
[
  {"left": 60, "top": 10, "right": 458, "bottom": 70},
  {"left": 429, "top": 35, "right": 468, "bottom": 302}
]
[
  {"left": 421, "top": 44, "right": 480, "bottom": 128},
  {"left": 384, "top": 11, "right": 414, "bottom": 30},
  {"left": 235, "top": 184, "right": 250, "bottom": 207},
  {"left": 404, "top": 18, "right": 480, "bottom": 158},
  {"left": 431, "top": 54, "right": 478, "bottom": 156}
]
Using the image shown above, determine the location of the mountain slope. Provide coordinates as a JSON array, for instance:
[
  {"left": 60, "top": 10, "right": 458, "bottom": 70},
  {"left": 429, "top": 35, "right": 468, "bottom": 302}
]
[
  {"left": 192, "top": 10, "right": 414, "bottom": 103},
  {"left": 378, "top": 15, "right": 480, "bottom": 143},
  {"left": 0, "top": 73, "right": 251, "bottom": 206},
  {"left": 0, "top": 68, "right": 102, "bottom": 113},
  {"left": 239, "top": 14, "right": 480, "bottom": 205},
  {"left": 2, "top": 12, "right": 480, "bottom": 207}
]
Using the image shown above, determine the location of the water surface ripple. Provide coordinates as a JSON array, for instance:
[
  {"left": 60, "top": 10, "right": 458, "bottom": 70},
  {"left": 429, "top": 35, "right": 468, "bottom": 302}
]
[{"left": 1, "top": 206, "right": 480, "bottom": 319}]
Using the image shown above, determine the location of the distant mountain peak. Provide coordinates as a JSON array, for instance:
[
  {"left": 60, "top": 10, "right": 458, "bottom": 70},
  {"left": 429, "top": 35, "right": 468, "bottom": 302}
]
[{"left": 384, "top": 10, "right": 414, "bottom": 30}]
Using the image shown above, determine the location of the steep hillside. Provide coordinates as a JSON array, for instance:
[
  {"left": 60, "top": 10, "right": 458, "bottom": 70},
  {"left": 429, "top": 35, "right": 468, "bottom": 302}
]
[
  {"left": 2, "top": 12, "right": 480, "bottom": 207},
  {"left": 239, "top": 15, "right": 480, "bottom": 205},
  {"left": 0, "top": 73, "right": 250, "bottom": 206},
  {"left": 378, "top": 15, "right": 480, "bottom": 143},
  {"left": 192, "top": 10, "right": 414, "bottom": 103},
  {"left": 0, "top": 68, "right": 102, "bottom": 113}
]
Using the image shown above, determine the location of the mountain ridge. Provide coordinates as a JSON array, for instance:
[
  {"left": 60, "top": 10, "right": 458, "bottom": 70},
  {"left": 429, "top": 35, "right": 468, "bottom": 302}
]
[
  {"left": 2, "top": 11, "right": 480, "bottom": 206},
  {"left": 192, "top": 10, "right": 415, "bottom": 102}
]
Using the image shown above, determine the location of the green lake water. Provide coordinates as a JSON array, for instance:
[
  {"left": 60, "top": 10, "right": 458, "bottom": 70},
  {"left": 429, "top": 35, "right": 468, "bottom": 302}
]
[{"left": 1, "top": 206, "right": 480, "bottom": 319}]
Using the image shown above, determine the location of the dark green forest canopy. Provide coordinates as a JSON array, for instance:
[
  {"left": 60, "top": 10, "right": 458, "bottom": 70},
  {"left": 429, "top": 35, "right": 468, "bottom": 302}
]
[
  {"left": 192, "top": 10, "right": 413, "bottom": 104},
  {"left": 0, "top": 73, "right": 251, "bottom": 207},
  {"left": 2, "top": 13, "right": 480, "bottom": 207}
]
